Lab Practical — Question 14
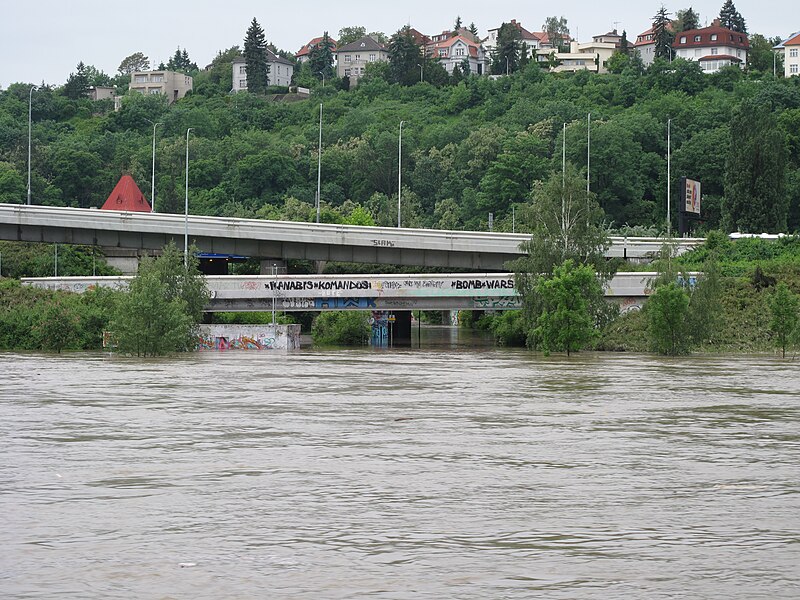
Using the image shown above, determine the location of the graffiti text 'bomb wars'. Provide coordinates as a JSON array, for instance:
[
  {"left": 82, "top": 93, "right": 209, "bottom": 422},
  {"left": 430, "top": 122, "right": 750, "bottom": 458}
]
[{"left": 454, "top": 279, "right": 515, "bottom": 290}]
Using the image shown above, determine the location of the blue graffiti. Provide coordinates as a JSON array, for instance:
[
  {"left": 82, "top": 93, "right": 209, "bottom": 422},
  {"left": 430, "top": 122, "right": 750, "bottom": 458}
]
[{"left": 315, "top": 297, "right": 377, "bottom": 309}]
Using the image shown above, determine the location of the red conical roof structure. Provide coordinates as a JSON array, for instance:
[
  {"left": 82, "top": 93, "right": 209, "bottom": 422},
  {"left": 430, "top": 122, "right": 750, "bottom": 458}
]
[{"left": 101, "top": 175, "right": 151, "bottom": 212}]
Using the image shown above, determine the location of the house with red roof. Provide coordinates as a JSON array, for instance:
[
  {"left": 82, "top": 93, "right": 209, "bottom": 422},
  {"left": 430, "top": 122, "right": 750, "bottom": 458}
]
[
  {"left": 673, "top": 19, "right": 749, "bottom": 73},
  {"left": 484, "top": 20, "right": 544, "bottom": 57},
  {"left": 775, "top": 31, "right": 800, "bottom": 77},
  {"left": 101, "top": 175, "right": 151, "bottom": 212},
  {"left": 296, "top": 35, "right": 338, "bottom": 64},
  {"left": 634, "top": 26, "right": 659, "bottom": 66},
  {"left": 426, "top": 35, "right": 487, "bottom": 75}
]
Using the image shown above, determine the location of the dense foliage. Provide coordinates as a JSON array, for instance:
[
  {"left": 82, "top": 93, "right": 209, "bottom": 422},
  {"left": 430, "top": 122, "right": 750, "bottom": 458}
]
[
  {"left": 2, "top": 49, "right": 799, "bottom": 234},
  {"left": 311, "top": 311, "right": 371, "bottom": 346}
]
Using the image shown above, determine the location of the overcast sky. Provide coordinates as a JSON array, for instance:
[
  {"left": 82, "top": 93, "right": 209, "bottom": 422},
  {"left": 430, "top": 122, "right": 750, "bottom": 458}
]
[{"left": 0, "top": 0, "right": 790, "bottom": 88}]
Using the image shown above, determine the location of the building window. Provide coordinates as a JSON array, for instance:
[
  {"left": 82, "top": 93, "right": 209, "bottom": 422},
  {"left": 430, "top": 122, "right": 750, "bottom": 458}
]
[
  {"left": 680, "top": 36, "right": 686, "bottom": 44},
  {"left": 790, "top": 48, "right": 799, "bottom": 58},
  {"left": 239, "top": 80, "right": 246, "bottom": 88},
  {"left": 791, "top": 64, "right": 799, "bottom": 73},
  {"left": 694, "top": 35, "right": 701, "bottom": 42},
  {"left": 369, "top": 53, "right": 376, "bottom": 61},
  {"left": 239, "top": 66, "right": 246, "bottom": 74},
  {"left": 355, "top": 55, "right": 360, "bottom": 61},
  {"left": 151, "top": 74, "right": 163, "bottom": 82},
  {"left": 711, "top": 34, "right": 718, "bottom": 41},
  {"left": 455, "top": 47, "right": 465, "bottom": 56},
  {"left": 344, "top": 68, "right": 351, "bottom": 76},
  {"left": 149, "top": 89, "right": 160, "bottom": 95},
  {"left": 134, "top": 75, "right": 148, "bottom": 83},
  {"left": 737, "top": 49, "right": 741, "bottom": 57},
  {"left": 711, "top": 48, "right": 718, "bottom": 55}
]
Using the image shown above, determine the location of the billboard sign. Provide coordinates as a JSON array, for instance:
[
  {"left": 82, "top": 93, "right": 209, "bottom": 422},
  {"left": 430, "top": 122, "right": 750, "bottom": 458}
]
[{"left": 683, "top": 178, "right": 701, "bottom": 215}]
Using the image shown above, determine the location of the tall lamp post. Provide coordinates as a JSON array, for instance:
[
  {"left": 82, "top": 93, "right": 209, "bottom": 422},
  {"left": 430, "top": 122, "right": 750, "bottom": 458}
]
[
  {"left": 146, "top": 120, "right": 162, "bottom": 212},
  {"left": 667, "top": 118, "right": 672, "bottom": 238},
  {"left": 398, "top": 121, "right": 405, "bottom": 228},
  {"left": 417, "top": 63, "right": 423, "bottom": 83},
  {"left": 184, "top": 128, "right": 194, "bottom": 268},
  {"left": 316, "top": 103, "right": 323, "bottom": 223},
  {"left": 27, "top": 85, "right": 36, "bottom": 205},
  {"left": 318, "top": 71, "right": 325, "bottom": 87}
]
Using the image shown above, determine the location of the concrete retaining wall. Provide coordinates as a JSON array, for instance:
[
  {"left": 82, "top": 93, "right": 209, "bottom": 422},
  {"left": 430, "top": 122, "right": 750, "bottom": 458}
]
[{"left": 197, "top": 324, "right": 300, "bottom": 351}]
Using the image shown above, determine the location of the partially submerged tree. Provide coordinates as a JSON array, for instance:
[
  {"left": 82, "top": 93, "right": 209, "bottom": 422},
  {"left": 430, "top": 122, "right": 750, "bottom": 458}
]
[
  {"left": 768, "top": 282, "right": 799, "bottom": 357},
  {"left": 111, "top": 244, "right": 209, "bottom": 356}
]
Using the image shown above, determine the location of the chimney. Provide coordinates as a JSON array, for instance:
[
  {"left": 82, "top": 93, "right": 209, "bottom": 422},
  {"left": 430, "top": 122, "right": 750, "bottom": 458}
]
[{"left": 712, "top": 18, "right": 721, "bottom": 27}]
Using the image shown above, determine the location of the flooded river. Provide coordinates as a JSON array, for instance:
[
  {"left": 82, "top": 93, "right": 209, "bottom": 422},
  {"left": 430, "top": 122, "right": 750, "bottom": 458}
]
[{"left": 1, "top": 339, "right": 799, "bottom": 598}]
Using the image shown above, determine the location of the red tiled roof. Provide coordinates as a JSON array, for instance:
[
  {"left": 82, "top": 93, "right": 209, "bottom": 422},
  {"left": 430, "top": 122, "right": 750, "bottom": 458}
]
[
  {"left": 101, "top": 175, "right": 151, "bottom": 212},
  {"left": 427, "top": 35, "right": 481, "bottom": 58},
  {"left": 673, "top": 25, "right": 749, "bottom": 49},
  {"left": 783, "top": 33, "right": 800, "bottom": 46},
  {"left": 296, "top": 36, "right": 337, "bottom": 58}
]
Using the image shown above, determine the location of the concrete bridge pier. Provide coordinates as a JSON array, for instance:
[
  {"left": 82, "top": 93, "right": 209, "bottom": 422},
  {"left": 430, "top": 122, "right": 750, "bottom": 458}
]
[
  {"left": 392, "top": 311, "right": 412, "bottom": 347},
  {"left": 260, "top": 260, "right": 288, "bottom": 275}
]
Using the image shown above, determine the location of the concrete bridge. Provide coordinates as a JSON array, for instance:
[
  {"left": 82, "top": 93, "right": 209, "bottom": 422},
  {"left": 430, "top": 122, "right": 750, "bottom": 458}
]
[
  {"left": 1, "top": 204, "right": 702, "bottom": 271},
  {"left": 23, "top": 272, "right": 663, "bottom": 314}
]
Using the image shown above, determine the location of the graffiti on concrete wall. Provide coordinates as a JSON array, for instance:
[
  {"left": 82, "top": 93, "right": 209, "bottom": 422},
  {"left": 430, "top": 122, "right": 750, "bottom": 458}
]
[{"left": 197, "top": 335, "right": 276, "bottom": 351}]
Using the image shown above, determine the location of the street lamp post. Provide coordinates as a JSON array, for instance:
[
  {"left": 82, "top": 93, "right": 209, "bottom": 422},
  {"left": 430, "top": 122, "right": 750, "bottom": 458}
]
[
  {"left": 667, "top": 118, "right": 672, "bottom": 237},
  {"left": 184, "top": 128, "right": 194, "bottom": 268},
  {"left": 417, "top": 63, "right": 423, "bottom": 82},
  {"left": 146, "top": 120, "right": 162, "bottom": 212},
  {"left": 505, "top": 56, "right": 509, "bottom": 76},
  {"left": 316, "top": 102, "right": 323, "bottom": 223},
  {"left": 586, "top": 113, "right": 591, "bottom": 194},
  {"left": 319, "top": 71, "right": 325, "bottom": 87},
  {"left": 398, "top": 121, "right": 405, "bottom": 228},
  {"left": 27, "top": 85, "right": 36, "bottom": 205}
]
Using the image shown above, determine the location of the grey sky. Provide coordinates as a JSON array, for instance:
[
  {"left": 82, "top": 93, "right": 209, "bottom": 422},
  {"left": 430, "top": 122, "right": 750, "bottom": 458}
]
[{"left": 0, "top": 0, "right": 790, "bottom": 88}]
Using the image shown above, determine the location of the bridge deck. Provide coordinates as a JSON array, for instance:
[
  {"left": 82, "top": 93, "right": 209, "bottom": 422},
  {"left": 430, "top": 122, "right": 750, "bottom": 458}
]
[
  {"left": 1, "top": 204, "right": 702, "bottom": 270},
  {"left": 23, "top": 272, "right": 672, "bottom": 312}
]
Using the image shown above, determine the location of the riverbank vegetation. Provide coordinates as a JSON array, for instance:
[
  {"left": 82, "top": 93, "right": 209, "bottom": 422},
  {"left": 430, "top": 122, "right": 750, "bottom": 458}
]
[{"left": 0, "top": 244, "right": 208, "bottom": 355}]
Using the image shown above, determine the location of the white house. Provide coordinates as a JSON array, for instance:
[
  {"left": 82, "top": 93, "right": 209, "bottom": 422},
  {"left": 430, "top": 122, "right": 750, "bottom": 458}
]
[
  {"left": 335, "top": 36, "right": 389, "bottom": 84},
  {"left": 426, "top": 35, "right": 488, "bottom": 75},
  {"left": 128, "top": 70, "right": 192, "bottom": 103},
  {"left": 775, "top": 31, "right": 800, "bottom": 77},
  {"left": 672, "top": 20, "right": 749, "bottom": 73},
  {"left": 536, "top": 41, "right": 617, "bottom": 73},
  {"left": 232, "top": 49, "right": 294, "bottom": 92}
]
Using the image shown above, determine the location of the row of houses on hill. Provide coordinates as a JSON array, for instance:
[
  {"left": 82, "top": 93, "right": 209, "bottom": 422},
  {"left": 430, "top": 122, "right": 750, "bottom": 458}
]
[{"left": 121, "top": 18, "right": 799, "bottom": 103}]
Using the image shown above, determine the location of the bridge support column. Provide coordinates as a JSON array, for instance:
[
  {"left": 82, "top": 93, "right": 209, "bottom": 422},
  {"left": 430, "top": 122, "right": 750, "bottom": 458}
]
[
  {"left": 260, "top": 260, "right": 287, "bottom": 275},
  {"left": 392, "top": 311, "right": 412, "bottom": 347}
]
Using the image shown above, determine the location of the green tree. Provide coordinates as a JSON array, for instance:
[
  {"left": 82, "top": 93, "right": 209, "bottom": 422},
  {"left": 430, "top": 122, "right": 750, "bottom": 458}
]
[
  {"left": 63, "top": 62, "right": 90, "bottom": 99},
  {"left": 468, "top": 22, "right": 479, "bottom": 39},
  {"left": 244, "top": 18, "right": 269, "bottom": 94},
  {"left": 452, "top": 16, "right": 463, "bottom": 36},
  {"left": 337, "top": 26, "right": 367, "bottom": 46},
  {"left": 118, "top": 52, "right": 150, "bottom": 75},
  {"left": 724, "top": 99, "right": 788, "bottom": 232},
  {"left": 719, "top": 0, "right": 747, "bottom": 33},
  {"left": 748, "top": 34, "right": 779, "bottom": 72},
  {"left": 768, "top": 282, "right": 799, "bottom": 357},
  {"left": 309, "top": 32, "right": 336, "bottom": 82},
  {"left": 491, "top": 22, "right": 522, "bottom": 74},
  {"left": 33, "top": 296, "right": 80, "bottom": 353},
  {"left": 534, "top": 260, "right": 602, "bottom": 356},
  {"left": 685, "top": 251, "right": 723, "bottom": 346},
  {"left": 0, "top": 162, "right": 25, "bottom": 203},
  {"left": 166, "top": 47, "right": 198, "bottom": 73},
  {"left": 388, "top": 27, "right": 422, "bottom": 85},
  {"left": 647, "top": 282, "right": 691, "bottom": 355},
  {"left": 620, "top": 30, "right": 630, "bottom": 55},
  {"left": 110, "top": 244, "right": 209, "bottom": 356},
  {"left": 652, "top": 6, "right": 675, "bottom": 61},
  {"left": 542, "top": 16, "right": 570, "bottom": 50},
  {"left": 675, "top": 7, "right": 700, "bottom": 32},
  {"left": 311, "top": 311, "right": 370, "bottom": 346},
  {"left": 512, "top": 168, "right": 615, "bottom": 347}
]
